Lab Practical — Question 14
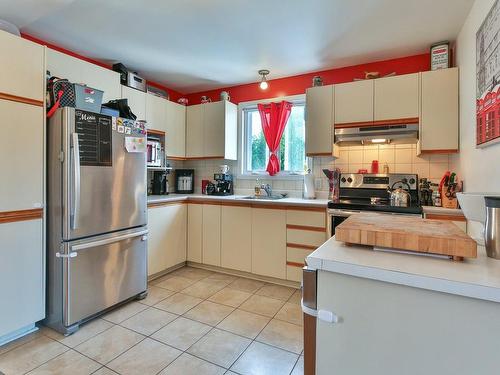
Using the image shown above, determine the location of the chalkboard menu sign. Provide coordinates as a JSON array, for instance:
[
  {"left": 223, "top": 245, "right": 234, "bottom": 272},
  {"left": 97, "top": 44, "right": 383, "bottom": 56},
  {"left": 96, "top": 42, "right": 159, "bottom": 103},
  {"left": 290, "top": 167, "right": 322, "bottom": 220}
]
[{"left": 75, "top": 110, "right": 112, "bottom": 166}]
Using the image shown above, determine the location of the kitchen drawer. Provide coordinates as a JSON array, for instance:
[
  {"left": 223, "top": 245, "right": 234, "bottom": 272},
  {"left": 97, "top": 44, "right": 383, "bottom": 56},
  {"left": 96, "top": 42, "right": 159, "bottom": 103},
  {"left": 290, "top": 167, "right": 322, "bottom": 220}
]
[
  {"left": 287, "top": 247, "right": 314, "bottom": 264},
  {"left": 286, "top": 210, "right": 326, "bottom": 228},
  {"left": 286, "top": 265, "right": 303, "bottom": 283},
  {"left": 287, "top": 228, "right": 326, "bottom": 247}
]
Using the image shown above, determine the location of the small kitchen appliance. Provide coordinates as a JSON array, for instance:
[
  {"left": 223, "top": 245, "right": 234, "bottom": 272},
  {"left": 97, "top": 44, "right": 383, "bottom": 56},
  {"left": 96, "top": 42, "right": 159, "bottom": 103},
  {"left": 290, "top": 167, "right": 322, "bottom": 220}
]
[
  {"left": 208, "top": 173, "right": 234, "bottom": 196},
  {"left": 151, "top": 171, "right": 169, "bottom": 195},
  {"left": 112, "top": 63, "right": 146, "bottom": 92},
  {"left": 328, "top": 173, "right": 421, "bottom": 237},
  {"left": 485, "top": 196, "right": 500, "bottom": 259},
  {"left": 146, "top": 139, "right": 164, "bottom": 167},
  {"left": 175, "top": 169, "right": 194, "bottom": 194}
]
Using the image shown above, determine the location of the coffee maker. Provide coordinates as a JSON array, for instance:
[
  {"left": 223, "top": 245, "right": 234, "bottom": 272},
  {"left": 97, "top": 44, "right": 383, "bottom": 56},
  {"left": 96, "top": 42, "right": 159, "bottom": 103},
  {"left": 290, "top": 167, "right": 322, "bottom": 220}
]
[
  {"left": 209, "top": 173, "right": 233, "bottom": 196},
  {"left": 151, "top": 170, "right": 169, "bottom": 195}
]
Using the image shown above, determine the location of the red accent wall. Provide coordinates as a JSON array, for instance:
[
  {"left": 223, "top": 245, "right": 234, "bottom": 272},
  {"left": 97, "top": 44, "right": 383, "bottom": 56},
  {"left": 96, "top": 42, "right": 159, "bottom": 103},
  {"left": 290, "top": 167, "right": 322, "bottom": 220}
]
[
  {"left": 21, "top": 33, "right": 184, "bottom": 102},
  {"left": 185, "top": 53, "right": 430, "bottom": 105},
  {"left": 22, "top": 31, "right": 430, "bottom": 106}
]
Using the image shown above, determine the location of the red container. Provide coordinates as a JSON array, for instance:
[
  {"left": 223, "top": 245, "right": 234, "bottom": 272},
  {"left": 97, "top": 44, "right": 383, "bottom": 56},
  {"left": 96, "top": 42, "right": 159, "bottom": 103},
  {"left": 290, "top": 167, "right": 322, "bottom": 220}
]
[
  {"left": 371, "top": 160, "right": 379, "bottom": 174},
  {"left": 202, "top": 179, "right": 209, "bottom": 194}
]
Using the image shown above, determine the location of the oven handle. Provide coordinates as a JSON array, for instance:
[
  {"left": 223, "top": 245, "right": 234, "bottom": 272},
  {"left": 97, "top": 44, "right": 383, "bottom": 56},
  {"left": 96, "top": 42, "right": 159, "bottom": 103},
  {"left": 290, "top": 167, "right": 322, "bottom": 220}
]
[{"left": 328, "top": 209, "right": 361, "bottom": 217}]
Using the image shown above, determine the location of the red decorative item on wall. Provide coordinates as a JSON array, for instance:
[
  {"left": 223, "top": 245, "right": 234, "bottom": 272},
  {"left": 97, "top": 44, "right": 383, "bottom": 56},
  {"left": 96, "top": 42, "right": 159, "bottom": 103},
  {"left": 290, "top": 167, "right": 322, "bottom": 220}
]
[{"left": 257, "top": 101, "right": 293, "bottom": 176}]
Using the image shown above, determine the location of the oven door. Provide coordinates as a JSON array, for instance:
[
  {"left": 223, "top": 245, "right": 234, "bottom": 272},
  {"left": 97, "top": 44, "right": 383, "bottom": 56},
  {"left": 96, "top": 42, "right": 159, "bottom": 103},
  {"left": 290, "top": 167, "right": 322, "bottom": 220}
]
[{"left": 328, "top": 209, "right": 360, "bottom": 237}]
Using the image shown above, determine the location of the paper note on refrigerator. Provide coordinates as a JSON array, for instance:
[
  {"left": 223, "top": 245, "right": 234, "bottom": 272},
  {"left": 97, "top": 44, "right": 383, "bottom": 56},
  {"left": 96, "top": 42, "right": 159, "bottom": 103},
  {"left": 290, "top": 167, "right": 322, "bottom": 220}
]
[{"left": 125, "top": 137, "right": 146, "bottom": 153}]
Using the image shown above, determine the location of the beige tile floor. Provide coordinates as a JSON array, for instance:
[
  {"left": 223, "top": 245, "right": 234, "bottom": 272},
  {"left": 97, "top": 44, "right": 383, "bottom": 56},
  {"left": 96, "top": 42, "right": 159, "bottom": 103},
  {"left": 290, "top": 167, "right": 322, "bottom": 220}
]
[{"left": 0, "top": 267, "right": 304, "bottom": 375}]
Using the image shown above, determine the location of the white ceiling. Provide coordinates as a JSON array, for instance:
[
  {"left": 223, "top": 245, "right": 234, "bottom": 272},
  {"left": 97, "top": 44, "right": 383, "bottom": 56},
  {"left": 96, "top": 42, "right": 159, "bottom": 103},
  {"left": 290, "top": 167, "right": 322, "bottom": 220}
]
[{"left": 1, "top": 0, "right": 474, "bottom": 93}]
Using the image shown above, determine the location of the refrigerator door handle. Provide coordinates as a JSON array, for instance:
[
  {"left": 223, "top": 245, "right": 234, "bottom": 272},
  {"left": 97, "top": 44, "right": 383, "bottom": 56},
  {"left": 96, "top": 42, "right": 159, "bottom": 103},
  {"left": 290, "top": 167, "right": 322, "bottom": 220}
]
[
  {"left": 71, "top": 132, "right": 81, "bottom": 230},
  {"left": 71, "top": 230, "right": 149, "bottom": 251}
]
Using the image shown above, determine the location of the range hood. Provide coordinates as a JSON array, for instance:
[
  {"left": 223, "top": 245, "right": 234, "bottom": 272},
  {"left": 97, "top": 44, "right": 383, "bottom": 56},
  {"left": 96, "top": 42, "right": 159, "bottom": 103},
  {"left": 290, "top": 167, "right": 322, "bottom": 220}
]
[{"left": 334, "top": 123, "right": 419, "bottom": 145}]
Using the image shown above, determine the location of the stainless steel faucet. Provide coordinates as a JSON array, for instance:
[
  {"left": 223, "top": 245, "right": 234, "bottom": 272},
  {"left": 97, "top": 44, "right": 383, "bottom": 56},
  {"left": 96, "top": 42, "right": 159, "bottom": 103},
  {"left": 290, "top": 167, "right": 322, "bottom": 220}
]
[{"left": 261, "top": 184, "right": 272, "bottom": 197}]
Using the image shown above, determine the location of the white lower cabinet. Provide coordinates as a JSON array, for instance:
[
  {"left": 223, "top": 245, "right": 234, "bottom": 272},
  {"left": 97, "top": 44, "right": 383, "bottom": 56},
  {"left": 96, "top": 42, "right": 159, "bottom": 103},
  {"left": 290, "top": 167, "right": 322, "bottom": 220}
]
[
  {"left": 147, "top": 203, "right": 187, "bottom": 276},
  {"left": 316, "top": 271, "right": 500, "bottom": 374},
  {"left": 251, "top": 208, "right": 287, "bottom": 279},
  {"left": 221, "top": 206, "right": 252, "bottom": 272},
  {"left": 202, "top": 204, "right": 221, "bottom": 266},
  {"left": 0, "top": 219, "right": 44, "bottom": 340},
  {"left": 187, "top": 203, "right": 203, "bottom": 262}
]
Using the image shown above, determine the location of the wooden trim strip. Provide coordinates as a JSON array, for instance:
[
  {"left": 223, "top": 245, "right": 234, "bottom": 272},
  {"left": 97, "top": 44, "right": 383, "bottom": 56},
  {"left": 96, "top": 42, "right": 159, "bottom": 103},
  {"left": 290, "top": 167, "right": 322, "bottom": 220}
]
[
  {"left": 335, "top": 117, "right": 419, "bottom": 129},
  {"left": 306, "top": 152, "right": 332, "bottom": 157},
  {"left": 147, "top": 200, "right": 187, "bottom": 208},
  {"left": 149, "top": 197, "right": 328, "bottom": 210},
  {"left": 147, "top": 129, "right": 165, "bottom": 136},
  {"left": 287, "top": 243, "right": 318, "bottom": 250},
  {"left": 420, "top": 149, "right": 458, "bottom": 154},
  {"left": 426, "top": 213, "right": 466, "bottom": 222},
  {"left": 286, "top": 261, "right": 305, "bottom": 268},
  {"left": 373, "top": 117, "right": 419, "bottom": 125},
  {"left": 0, "top": 92, "right": 44, "bottom": 107},
  {"left": 183, "top": 156, "right": 225, "bottom": 160},
  {"left": 287, "top": 224, "right": 326, "bottom": 232},
  {"left": 168, "top": 156, "right": 187, "bottom": 161},
  {"left": 0, "top": 208, "right": 43, "bottom": 224}
]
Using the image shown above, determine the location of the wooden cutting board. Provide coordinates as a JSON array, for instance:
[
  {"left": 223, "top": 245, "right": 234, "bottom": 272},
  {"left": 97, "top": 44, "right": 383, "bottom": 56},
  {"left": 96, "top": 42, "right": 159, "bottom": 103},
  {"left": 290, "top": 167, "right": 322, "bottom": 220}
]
[{"left": 335, "top": 214, "right": 477, "bottom": 259}]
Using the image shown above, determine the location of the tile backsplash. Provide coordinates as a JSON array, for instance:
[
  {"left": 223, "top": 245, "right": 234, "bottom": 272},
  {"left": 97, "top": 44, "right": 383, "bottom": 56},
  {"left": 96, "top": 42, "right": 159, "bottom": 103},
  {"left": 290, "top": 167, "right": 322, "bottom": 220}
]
[{"left": 166, "top": 143, "right": 453, "bottom": 196}]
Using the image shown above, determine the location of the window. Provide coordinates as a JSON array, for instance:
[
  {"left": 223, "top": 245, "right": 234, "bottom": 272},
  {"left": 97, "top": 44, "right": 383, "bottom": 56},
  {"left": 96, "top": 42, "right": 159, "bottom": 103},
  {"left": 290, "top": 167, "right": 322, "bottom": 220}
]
[{"left": 243, "top": 102, "right": 306, "bottom": 175}]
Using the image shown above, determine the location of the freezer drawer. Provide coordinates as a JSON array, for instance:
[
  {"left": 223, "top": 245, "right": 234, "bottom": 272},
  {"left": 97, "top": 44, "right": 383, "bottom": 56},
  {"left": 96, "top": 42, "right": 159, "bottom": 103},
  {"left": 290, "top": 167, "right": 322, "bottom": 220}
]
[{"left": 62, "top": 228, "right": 148, "bottom": 326}]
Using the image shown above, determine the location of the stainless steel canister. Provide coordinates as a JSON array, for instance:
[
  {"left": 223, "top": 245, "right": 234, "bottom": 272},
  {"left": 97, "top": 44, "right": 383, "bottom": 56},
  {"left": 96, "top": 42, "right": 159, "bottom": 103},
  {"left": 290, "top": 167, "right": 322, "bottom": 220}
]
[{"left": 485, "top": 197, "right": 500, "bottom": 259}]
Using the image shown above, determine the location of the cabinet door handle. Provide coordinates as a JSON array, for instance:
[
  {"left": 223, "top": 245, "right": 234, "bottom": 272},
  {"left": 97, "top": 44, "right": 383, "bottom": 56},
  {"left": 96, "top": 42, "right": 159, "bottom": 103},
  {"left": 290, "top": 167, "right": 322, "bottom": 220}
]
[
  {"left": 301, "top": 298, "right": 339, "bottom": 324},
  {"left": 56, "top": 252, "right": 78, "bottom": 258}
]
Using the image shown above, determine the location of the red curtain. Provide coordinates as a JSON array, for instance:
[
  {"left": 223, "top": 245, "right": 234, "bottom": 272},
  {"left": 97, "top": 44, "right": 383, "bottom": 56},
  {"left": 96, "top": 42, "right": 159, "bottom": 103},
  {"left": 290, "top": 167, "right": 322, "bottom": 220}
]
[{"left": 257, "top": 101, "right": 293, "bottom": 176}]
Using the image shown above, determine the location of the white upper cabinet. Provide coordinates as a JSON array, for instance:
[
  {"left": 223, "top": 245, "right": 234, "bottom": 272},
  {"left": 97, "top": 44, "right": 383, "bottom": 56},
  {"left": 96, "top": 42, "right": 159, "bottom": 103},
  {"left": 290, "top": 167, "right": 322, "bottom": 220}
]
[
  {"left": 204, "top": 101, "right": 226, "bottom": 158},
  {"left": 146, "top": 93, "right": 167, "bottom": 132},
  {"left": 121, "top": 86, "right": 146, "bottom": 120},
  {"left": 0, "top": 31, "right": 45, "bottom": 102},
  {"left": 186, "top": 101, "right": 237, "bottom": 159},
  {"left": 0, "top": 101, "right": 44, "bottom": 211},
  {"left": 47, "top": 49, "right": 121, "bottom": 103},
  {"left": 374, "top": 73, "right": 419, "bottom": 121},
  {"left": 334, "top": 80, "right": 374, "bottom": 124},
  {"left": 165, "top": 100, "right": 186, "bottom": 158},
  {"left": 306, "top": 85, "right": 334, "bottom": 156},
  {"left": 419, "top": 68, "right": 459, "bottom": 153},
  {"left": 186, "top": 104, "right": 204, "bottom": 158}
]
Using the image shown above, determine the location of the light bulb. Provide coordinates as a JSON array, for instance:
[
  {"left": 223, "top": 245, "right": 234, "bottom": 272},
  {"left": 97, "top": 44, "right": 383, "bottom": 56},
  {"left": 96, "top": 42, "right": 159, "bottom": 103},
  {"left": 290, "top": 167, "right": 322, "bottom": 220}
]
[
  {"left": 260, "top": 80, "right": 268, "bottom": 90},
  {"left": 371, "top": 138, "right": 387, "bottom": 143}
]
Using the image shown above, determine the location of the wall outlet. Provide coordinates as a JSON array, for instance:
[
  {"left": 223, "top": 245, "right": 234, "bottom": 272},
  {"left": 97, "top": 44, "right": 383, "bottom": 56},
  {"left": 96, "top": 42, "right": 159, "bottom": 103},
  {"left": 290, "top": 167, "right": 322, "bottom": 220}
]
[{"left": 314, "top": 178, "right": 322, "bottom": 190}]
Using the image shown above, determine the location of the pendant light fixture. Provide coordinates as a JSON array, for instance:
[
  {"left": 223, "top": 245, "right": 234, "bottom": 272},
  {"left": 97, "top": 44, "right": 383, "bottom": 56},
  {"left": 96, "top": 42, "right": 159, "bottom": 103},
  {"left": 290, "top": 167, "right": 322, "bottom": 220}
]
[{"left": 258, "top": 69, "right": 270, "bottom": 90}]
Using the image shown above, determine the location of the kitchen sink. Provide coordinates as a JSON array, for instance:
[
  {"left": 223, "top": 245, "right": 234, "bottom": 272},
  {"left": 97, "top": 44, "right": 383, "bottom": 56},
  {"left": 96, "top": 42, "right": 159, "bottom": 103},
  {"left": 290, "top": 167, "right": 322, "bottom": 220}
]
[{"left": 242, "top": 195, "right": 285, "bottom": 200}]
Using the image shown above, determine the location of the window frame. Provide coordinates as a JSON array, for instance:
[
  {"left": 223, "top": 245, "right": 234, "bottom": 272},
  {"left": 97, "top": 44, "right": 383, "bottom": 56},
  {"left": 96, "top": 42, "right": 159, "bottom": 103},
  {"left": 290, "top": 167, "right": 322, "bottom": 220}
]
[{"left": 238, "top": 94, "right": 307, "bottom": 179}]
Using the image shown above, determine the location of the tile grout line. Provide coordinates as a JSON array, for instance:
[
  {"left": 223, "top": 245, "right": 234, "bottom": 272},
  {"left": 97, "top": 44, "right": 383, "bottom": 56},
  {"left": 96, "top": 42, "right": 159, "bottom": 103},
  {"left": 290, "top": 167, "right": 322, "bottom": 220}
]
[{"left": 6, "top": 267, "right": 301, "bottom": 375}]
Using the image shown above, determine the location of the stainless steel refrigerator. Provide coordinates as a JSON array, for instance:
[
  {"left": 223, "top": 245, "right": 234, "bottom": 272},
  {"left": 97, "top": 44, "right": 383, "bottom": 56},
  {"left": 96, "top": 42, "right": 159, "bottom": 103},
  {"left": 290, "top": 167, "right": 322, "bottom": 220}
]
[{"left": 45, "top": 107, "right": 148, "bottom": 334}]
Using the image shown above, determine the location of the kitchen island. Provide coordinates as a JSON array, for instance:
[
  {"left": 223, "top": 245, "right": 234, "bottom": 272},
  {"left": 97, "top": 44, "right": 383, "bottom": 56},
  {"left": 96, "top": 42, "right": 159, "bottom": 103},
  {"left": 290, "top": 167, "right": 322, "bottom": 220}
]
[{"left": 305, "top": 236, "right": 500, "bottom": 375}]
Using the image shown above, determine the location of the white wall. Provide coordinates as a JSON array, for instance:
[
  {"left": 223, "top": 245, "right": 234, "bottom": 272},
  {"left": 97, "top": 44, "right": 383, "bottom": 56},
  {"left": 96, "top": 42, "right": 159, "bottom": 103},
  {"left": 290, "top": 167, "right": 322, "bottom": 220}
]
[{"left": 453, "top": 0, "right": 500, "bottom": 193}]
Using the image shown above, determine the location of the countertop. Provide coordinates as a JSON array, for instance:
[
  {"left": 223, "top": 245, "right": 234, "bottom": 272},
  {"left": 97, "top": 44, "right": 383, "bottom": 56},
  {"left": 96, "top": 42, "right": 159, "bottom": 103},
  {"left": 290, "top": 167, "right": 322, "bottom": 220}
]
[
  {"left": 422, "top": 206, "right": 464, "bottom": 216},
  {"left": 147, "top": 194, "right": 329, "bottom": 208},
  {"left": 307, "top": 235, "right": 500, "bottom": 303}
]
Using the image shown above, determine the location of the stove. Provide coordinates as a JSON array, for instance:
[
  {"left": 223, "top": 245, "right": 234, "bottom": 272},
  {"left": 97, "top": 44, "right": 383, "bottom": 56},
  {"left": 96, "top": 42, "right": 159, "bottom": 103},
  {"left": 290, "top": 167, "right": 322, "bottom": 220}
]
[{"left": 328, "top": 173, "right": 423, "bottom": 236}]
